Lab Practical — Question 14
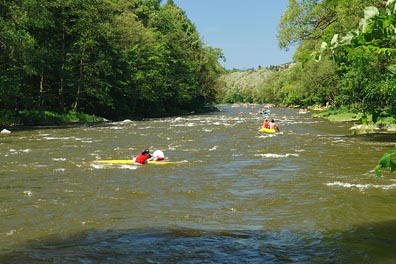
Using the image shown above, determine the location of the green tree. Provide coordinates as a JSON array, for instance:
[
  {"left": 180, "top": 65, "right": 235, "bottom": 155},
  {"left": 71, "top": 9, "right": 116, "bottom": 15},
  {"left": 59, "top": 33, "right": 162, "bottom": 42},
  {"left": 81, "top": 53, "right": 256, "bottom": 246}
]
[
  {"left": 278, "top": 0, "right": 383, "bottom": 51},
  {"left": 375, "top": 145, "right": 396, "bottom": 177},
  {"left": 152, "top": 1, "right": 223, "bottom": 112},
  {"left": 0, "top": 0, "right": 224, "bottom": 122},
  {"left": 321, "top": 0, "right": 396, "bottom": 117},
  {"left": 274, "top": 0, "right": 384, "bottom": 109},
  {"left": 0, "top": 0, "right": 39, "bottom": 110}
]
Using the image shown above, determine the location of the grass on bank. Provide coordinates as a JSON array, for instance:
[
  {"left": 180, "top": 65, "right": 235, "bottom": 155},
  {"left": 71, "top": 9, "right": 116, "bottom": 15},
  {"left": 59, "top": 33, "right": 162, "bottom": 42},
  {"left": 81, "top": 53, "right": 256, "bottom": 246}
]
[
  {"left": 0, "top": 110, "right": 104, "bottom": 127},
  {"left": 311, "top": 106, "right": 363, "bottom": 122},
  {"left": 311, "top": 106, "right": 396, "bottom": 133}
]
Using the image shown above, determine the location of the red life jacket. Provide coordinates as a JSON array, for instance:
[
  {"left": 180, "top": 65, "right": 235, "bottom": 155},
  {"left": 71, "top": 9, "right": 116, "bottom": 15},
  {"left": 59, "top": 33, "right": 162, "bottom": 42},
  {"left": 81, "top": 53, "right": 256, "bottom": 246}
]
[{"left": 135, "top": 153, "right": 149, "bottom": 164}]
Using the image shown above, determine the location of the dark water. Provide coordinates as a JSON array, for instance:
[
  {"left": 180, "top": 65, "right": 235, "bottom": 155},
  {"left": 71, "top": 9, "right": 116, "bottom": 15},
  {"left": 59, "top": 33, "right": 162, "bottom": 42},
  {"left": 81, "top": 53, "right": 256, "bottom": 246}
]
[{"left": 1, "top": 105, "right": 396, "bottom": 263}]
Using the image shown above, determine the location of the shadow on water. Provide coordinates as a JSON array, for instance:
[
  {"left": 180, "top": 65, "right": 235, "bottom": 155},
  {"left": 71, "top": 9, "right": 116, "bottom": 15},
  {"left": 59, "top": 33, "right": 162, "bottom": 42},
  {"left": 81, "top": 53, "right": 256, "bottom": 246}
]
[
  {"left": 2, "top": 220, "right": 396, "bottom": 263},
  {"left": 317, "top": 132, "right": 396, "bottom": 142},
  {"left": 356, "top": 133, "right": 396, "bottom": 144}
]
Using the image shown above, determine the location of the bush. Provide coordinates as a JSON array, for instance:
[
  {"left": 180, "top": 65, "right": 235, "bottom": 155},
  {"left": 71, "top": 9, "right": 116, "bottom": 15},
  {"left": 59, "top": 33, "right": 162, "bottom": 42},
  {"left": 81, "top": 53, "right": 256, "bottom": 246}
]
[{"left": 0, "top": 110, "right": 103, "bottom": 126}]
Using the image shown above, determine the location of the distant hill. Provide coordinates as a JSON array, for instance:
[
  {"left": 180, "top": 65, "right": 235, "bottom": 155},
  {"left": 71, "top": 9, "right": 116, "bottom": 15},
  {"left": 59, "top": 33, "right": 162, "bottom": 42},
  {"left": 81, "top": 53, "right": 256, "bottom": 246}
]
[{"left": 217, "top": 63, "right": 293, "bottom": 103}]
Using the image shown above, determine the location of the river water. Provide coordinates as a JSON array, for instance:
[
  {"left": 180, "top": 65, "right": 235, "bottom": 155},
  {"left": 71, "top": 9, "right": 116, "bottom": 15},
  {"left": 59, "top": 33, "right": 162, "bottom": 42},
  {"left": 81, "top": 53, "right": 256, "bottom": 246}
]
[{"left": 1, "top": 105, "right": 396, "bottom": 263}]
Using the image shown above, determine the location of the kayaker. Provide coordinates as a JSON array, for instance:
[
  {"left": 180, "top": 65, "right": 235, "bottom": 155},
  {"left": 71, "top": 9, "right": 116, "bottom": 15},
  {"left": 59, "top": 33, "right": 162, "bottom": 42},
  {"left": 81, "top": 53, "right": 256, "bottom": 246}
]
[
  {"left": 263, "top": 119, "right": 270, "bottom": 129},
  {"left": 151, "top": 150, "right": 165, "bottom": 161},
  {"left": 134, "top": 149, "right": 151, "bottom": 164},
  {"left": 269, "top": 119, "right": 280, "bottom": 132}
]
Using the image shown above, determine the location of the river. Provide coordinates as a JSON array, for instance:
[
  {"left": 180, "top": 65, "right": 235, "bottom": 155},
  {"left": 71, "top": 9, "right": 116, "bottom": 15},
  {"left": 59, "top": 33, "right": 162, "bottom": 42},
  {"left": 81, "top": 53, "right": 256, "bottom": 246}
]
[{"left": 1, "top": 105, "right": 396, "bottom": 263}]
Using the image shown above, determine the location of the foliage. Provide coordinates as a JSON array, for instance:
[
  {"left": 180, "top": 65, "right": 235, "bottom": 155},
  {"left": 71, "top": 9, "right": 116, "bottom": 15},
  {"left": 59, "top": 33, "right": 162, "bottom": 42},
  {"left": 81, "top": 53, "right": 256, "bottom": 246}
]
[
  {"left": 318, "top": 0, "right": 396, "bottom": 115},
  {"left": 216, "top": 0, "right": 396, "bottom": 119},
  {"left": 278, "top": 0, "right": 320, "bottom": 49},
  {"left": 312, "top": 106, "right": 362, "bottom": 121},
  {"left": 0, "top": 0, "right": 224, "bottom": 123},
  {"left": 375, "top": 145, "right": 396, "bottom": 177},
  {"left": 217, "top": 68, "right": 279, "bottom": 103},
  {"left": 0, "top": 110, "right": 102, "bottom": 126},
  {"left": 269, "top": 0, "right": 396, "bottom": 116}
]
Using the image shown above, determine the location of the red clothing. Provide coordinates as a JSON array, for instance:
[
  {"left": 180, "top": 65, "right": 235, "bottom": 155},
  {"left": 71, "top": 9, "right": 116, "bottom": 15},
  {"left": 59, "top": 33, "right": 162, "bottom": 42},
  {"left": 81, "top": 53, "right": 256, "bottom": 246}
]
[
  {"left": 135, "top": 153, "right": 149, "bottom": 164},
  {"left": 154, "top": 157, "right": 165, "bottom": 161},
  {"left": 263, "top": 120, "right": 270, "bottom": 128}
]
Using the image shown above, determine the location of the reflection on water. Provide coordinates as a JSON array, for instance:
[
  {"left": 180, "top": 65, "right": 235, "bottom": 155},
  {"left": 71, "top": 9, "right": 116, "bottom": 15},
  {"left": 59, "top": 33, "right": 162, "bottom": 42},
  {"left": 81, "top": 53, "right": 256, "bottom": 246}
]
[{"left": 1, "top": 105, "right": 396, "bottom": 263}]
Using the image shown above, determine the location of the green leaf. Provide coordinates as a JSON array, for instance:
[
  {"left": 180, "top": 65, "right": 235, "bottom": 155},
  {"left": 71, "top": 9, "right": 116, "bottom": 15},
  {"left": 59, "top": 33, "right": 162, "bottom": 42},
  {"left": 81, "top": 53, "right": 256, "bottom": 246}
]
[
  {"left": 340, "top": 31, "right": 356, "bottom": 45},
  {"left": 391, "top": 160, "right": 396, "bottom": 172},
  {"left": 386, "top": 64, "right": 396, "bottom": 75},
  {"left": 375, "top": 148, "right": 396, "bottom": 177},
  {"left": 330, "top": 35, "right": 338, "bottom": 46},
  {"left": 375, "top": 165, "right": 383, "bottom": 177},
  {"left": 360, "top": 7, "right": 380, "bottom": 32},
  {"left": 379, "top": 153, "right": 392, "bottom": 168},
  {"left": 386, "top": 0, "right": 396, "bottom": 12}
]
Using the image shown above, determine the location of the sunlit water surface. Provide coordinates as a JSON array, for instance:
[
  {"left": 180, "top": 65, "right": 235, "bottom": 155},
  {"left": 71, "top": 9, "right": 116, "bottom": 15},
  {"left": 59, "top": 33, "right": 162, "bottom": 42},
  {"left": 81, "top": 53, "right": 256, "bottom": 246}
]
[{"left": 1, "top": 105, "right": 396, "bottom": 263}]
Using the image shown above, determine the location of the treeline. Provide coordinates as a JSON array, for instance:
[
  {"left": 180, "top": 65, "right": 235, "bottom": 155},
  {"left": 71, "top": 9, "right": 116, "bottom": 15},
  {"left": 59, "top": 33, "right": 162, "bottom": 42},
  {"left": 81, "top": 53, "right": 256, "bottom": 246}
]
[
  {"left": 220, "top": 0, "right": 396, "bottom": 123},
  {"left": 0, "top": 0, "right": 225, "bottom": 121},
  {"left": 217, "top": 66, "right": 288, "bottom": 103}
]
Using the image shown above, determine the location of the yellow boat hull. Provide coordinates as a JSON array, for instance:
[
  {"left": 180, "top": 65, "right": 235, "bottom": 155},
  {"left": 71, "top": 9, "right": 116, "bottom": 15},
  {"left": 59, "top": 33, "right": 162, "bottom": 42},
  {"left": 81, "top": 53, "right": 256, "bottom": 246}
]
[
  {"left": 260, "top": 127, "right": 276, "bottom": 134},
  {"left": 92, "top": 159, "right": 185, "bottom": 165}
]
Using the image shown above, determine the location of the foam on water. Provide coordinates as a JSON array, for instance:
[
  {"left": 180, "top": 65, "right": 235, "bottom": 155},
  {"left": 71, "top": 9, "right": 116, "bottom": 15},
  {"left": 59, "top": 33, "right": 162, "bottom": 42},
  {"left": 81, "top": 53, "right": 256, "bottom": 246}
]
[
  {"left": 9, "top": 148, "right": 31, "bottom": 154},
  {"left": 326, "top": 181, "right": 396, "bottom": 190},
  {"left": 2, "top": 106, "right": 395, "bottom": 263},
  {"left": 52, "top": 158, "right": 66, "bottom": 161},
  {"left": 89, "top": 163, "right": 138, "bottom": 170},
  {"left": 255, "top": 153, "right": 300, "bottom": 158}
]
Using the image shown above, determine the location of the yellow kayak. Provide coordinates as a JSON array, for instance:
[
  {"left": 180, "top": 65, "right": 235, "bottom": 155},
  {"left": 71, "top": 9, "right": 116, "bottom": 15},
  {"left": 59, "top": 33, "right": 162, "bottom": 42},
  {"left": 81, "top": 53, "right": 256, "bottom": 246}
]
[
  {"left": 260, "top": 127, "right": 276, "bottom": 134},
  {"left": 92, "top": 159, "right": 186, "bottom": 165}
]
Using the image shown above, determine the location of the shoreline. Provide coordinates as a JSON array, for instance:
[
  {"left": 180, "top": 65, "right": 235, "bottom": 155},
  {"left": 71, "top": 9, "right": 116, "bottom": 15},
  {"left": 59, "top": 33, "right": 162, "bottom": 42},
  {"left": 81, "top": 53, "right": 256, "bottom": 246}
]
[
  {"left": 311, "top": 107, "right": 396, "bottom": 135},
  {"left": 0, "top": 106, "right": 221, "bottom": 133}
]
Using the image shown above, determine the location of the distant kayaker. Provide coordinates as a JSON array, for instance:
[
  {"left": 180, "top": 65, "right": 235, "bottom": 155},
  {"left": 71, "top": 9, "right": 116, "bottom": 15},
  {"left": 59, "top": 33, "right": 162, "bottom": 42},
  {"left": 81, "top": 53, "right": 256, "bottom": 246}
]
[
  {"left": 151, "top": 150, "right": 165, "bottom": 161},
  {"left": 263, "top": 119, "right": 270, "bottom": 129},
  {"left": 270, "top": 119, "right": 280, "bottom": 132},
  {"left": 135, "top": 149, "right": 151, "bottom": 164}
]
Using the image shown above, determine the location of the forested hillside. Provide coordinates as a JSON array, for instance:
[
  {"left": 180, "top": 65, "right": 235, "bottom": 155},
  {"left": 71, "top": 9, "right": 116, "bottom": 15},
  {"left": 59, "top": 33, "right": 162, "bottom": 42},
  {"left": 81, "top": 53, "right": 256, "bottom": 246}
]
[
  {"left": 0, "top": 0, "right": 224, "bottom": 124},
  {"left": 217, "top": 64, "right": 291, "bottom": 104},
  {"left": 220, "top": 0, "right": 396, "bottom": 125}
]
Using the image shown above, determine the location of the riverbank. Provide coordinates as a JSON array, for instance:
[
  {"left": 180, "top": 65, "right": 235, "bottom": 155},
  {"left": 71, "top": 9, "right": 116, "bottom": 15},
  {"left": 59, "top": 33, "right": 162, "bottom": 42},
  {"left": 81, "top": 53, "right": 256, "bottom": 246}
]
[
  {"left": 0, "top": 105, "right": 222, "bottom": 132},
  {"left": 311, "top": 107, "right": 396, "bottom": 134},
  {"left": 0, "top": 110, "right": 104, "bottom": 129}
]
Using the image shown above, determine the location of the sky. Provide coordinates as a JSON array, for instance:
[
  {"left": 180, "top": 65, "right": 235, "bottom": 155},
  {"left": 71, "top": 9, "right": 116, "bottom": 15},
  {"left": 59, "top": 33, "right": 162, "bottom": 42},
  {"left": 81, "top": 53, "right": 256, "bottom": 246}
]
[{"left": 172, "top": 0, "right": 295, "bottom": 70}]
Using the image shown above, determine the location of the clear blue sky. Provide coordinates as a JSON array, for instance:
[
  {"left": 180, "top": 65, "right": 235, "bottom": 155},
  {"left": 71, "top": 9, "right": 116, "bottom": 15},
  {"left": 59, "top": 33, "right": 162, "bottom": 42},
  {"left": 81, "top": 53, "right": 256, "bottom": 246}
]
[{"left": 172, "top": 0, "right": 295, "bottom": 70}]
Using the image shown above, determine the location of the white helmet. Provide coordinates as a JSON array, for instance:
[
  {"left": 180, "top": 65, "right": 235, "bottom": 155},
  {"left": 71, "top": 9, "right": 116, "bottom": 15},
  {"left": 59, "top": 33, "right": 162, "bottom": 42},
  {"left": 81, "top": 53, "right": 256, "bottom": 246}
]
[{"left": 152, "top": 150, "right": 165, "bottom": 159}]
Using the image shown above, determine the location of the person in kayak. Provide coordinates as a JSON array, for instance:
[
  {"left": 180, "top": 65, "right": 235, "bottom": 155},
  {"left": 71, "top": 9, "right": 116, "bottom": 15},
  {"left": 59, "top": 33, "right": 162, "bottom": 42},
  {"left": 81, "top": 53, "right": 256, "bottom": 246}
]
[
  {"left": 151, "top": 150, "right": 165, "bottom": 161},
  {"left": 269, "top": 119, "right": 280, "bottom": 132},
  {"left": 134, "top": 149, "right": 151, "bottom": 164},
  {"left": 263, "top": 119, "right": 270, "bottom": 129}
]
